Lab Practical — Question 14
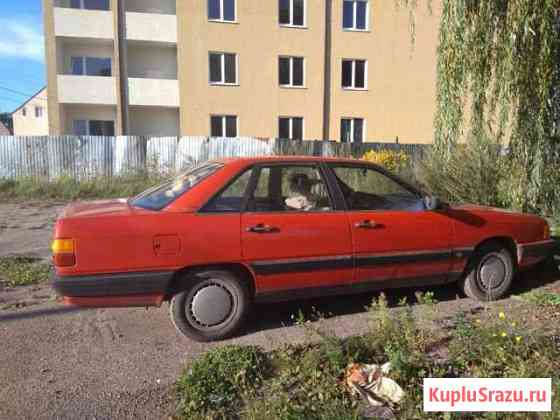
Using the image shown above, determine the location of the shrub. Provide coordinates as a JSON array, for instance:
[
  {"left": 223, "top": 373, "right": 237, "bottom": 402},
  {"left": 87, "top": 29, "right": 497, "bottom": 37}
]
[
  {"left": 418, "top": 139, "right": 507, "bottom": 207},
  {"left": 362, "top": 149, "right": 411, "bottom": 174},
  {"left": 176, "top": 345, "right": 268, "bottom": 419}
]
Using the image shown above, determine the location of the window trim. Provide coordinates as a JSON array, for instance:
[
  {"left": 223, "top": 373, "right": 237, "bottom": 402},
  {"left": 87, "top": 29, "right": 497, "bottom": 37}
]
[
  {"left": 70, "top": 0, "right": 110, "bottom": 10},
  {"left": 72, "top": 119, "right": 115, "bottom": 136},
  {"left": 340, "top": 117, "right": 365, "bottom": 143},
  {"left": 325, "top": 162, "right": 423, "bottom": 213},
  {"left": 278, "top": 116, "right": 305, "bottom": 140},
  {"left": 209, "top": 52, "right": 239, "bottom": 86},
  {"left": 278, "top": 56, "right": 305, "bottom": 88},
  {"left": 343, "top": 0, "right": 370, "bottom": 31},
  {"left": 279, "top": 0, "right": 307, "bottom": 28},
  {"left": 341, "top": 58, "right": 368, "bottom": 90},
  {"left": 70, "top": 56, "right": 112, "bottom": 77},
  {"left": 208, "top": 0, "right": 237, "bottom": 23},
  {"left": 210, "top": 114, "right": 239, "bottom": 138}
]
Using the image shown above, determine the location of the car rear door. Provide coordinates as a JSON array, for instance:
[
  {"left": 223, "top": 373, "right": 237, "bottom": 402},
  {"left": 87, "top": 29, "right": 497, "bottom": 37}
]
[
  {"left": 240, "top": 163, "right": 354, "bottom": 300},
  {"left": 326, "top": 163, "right": 455, "bottom": 288}
]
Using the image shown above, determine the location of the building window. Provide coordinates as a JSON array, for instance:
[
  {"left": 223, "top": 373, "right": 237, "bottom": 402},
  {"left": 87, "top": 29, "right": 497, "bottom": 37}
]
[
  {"left": 35, "top": 106, "right": 44, "bottom": 118},
  {"left": 279, "top": 56, "right": 304, "bottom": 87},
  {"left": 341, "top": 59, "right": 366, "bottom": 89},
  {"left": 211, "top": 115, "right": 238, "bottom": 137},
  {"left": 22, "top": 108, "right": 27, "bottom": 117},
  {"left": 343, "top": 0, "right": 369, "bottom": 30},
  {"left": 279, "top": 0, "right": 305, "bottom": 27},
  {"left": 279, "top": 117, "right": 304, "bottom": 140},
  {"left": 70, "top": 0, "right": 110, "bottom": 11},
  {"left": 341, "top": 118, "right": 364, "bottom": 143},
  {"left": 208, "top": 0, "right": 236, "bottom": 22},
  {"left": 71, "top": 57, "right": 112, "bottom": 77},
  {"left": 209, "top": 52, "right": 237, "bottom": 85},
  {"left": 73, "top": 120, "right": 115, "bottom": 136}
]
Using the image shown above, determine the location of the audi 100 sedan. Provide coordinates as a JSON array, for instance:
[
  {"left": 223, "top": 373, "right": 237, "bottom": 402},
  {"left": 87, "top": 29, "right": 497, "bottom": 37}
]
[{"left": 52, "top": 157, "right": 555, "bottom": 341}]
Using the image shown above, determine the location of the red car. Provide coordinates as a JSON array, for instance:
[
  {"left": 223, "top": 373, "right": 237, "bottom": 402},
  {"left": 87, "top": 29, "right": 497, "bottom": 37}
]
[{"left": 52, "top": 156, "right": 555, "bottom": 341}]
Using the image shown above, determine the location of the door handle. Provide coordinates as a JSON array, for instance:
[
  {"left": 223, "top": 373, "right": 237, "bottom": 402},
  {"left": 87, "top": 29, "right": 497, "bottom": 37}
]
[
  {"left": 355, "top": 220, "right": 377, "bottom": 229},
  {"left": 246, "top": 224, "right": 278, "bottom": 233}
]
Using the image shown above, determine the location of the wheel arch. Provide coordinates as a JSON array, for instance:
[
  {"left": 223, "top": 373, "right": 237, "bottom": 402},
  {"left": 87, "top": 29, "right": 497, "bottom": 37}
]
[
  {"left": 471, "top": 236, "right": 519, "bottom": 268},
  {"left": 164, "top": 262, "right": 257, "bottom": 300}
]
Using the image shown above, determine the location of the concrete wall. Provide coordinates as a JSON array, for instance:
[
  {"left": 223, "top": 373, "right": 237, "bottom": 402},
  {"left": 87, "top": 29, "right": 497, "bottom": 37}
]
[
  {"left": 329, "top": 0, "right": 440, "bottom": 143},
  {"left": 177, "top": 0, "right": 440, "bottom": 143},
  {"left": 177, "top": 0, "right": 327, "bottom": 140},
  {"left": 127, "top": 44, "right": 177, "bottom": 78},
  {"left": 129, "top": 107, "right": 179, "bottom": 136},
  {"left": 12, "top": 89, "right": 50, "bottom": 136}
]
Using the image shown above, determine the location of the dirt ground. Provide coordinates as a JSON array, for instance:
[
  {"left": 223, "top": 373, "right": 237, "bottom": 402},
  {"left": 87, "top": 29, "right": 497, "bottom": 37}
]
[{"left": 0, "top": 201, "right": 558, "bottom": 419}]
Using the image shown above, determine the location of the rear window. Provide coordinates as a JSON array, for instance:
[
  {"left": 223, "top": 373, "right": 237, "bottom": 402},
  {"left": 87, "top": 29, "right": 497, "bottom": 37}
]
[{"left": 131, "top": 163, "right": 223, "bottom": 210}]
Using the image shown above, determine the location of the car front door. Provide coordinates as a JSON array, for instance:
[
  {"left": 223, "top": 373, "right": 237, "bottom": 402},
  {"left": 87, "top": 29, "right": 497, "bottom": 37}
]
[
  {"left": 240, "top": 163, "right": 354, "bottom": 300},
  {"left": 327, "top": 163, "right": 454, "bottom": 288}
]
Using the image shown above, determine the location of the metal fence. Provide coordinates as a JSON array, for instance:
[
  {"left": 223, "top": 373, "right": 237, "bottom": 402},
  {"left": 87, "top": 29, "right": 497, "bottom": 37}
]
[{"left": 0, "top": 136, "right": 428, "bottom": 180}]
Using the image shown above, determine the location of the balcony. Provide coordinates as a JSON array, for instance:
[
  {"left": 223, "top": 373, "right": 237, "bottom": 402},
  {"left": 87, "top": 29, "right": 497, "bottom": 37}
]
[
  {"left": 57, "top": 75, "right": 117, "bottom": 105},
  {"left": 128, "top": 78, "right": 179, "bottom": 108},
  {"left": 125, "top": 12, "right": 177, "bottom": 44},
  {"left": 54, "top": 7, "right": 114, "bottom": 40}
]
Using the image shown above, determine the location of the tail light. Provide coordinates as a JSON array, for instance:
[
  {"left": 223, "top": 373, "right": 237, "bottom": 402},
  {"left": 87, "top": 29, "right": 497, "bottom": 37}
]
[{"left": 52, "top": 238, "right": 76, "bottom": 267}]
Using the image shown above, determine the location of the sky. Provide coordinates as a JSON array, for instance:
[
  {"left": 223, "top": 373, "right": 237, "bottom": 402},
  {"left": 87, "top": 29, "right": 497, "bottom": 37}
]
[{"left": 0, "top": 1, "right": 45, "bottom": 114}]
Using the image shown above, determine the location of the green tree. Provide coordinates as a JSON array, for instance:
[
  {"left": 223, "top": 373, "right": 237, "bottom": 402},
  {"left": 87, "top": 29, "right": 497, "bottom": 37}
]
[{"left": 400, "top": 0, "right": 560, "bottom": 215}]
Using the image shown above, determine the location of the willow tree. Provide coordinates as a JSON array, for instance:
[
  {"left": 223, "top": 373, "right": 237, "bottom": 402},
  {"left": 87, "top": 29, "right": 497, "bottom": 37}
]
[{"left": 400, "top": 0, "right": 560, "bottom": 214}]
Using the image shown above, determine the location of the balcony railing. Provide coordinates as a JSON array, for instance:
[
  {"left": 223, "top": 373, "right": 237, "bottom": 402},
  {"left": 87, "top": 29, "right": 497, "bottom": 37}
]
[
  {"left": 128, "top": 78, "right": 179, "bottom": 108},
  {"left": 54, "top": 6, "right": 114, "bottom": 39},
  {"left": 125, "top": 12, "right": 177, "bottom": 44}
]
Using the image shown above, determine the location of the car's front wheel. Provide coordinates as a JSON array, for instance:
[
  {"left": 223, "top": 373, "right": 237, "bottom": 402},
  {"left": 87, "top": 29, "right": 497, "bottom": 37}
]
[
  {"left": 460, "top": 242, "right": 515, "bottom": 301},
  {"left": 169, "top": 270, "right": 250, "bottom": 342}
]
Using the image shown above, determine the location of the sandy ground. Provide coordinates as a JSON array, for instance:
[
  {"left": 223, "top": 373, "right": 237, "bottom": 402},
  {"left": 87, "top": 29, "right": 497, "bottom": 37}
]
[{"left": 0, "top": 201, "right": 558, "bottom": 419}]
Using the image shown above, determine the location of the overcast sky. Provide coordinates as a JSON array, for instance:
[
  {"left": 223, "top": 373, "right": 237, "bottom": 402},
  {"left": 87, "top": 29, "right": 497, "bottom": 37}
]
[{"left": 0, "top": 1, "right": 45, "bottom": 113}]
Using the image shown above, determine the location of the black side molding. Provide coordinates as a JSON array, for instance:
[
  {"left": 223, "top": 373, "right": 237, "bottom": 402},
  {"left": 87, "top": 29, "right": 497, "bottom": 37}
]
[{"left": 52, "top": 271, "right": 174, "bottom": 297}]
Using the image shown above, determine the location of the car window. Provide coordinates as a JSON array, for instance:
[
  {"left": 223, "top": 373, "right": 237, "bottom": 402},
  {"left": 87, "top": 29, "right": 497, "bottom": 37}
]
[
  {"left": 248, "top": 165, "right": 333, "bottom": 212},
  {"left": 330, "top": 165, "right": 423, "bottom": 211},
  {"left": 131, "top": 163, "right": 223, "bottom": 211},
  {"left": 202, "top": 168, "right": 253, "bottom": 213}
]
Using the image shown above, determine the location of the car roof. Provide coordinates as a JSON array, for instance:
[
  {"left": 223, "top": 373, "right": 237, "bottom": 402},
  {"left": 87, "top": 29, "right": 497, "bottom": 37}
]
[{"left": 211, "top": 155, "right": 366, "bottom": 165}]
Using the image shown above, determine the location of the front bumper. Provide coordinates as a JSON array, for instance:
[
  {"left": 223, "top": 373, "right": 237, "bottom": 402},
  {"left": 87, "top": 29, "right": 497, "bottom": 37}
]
[
  {"left": 52, "top": 271, "right": 174, "bottom": 298},
  {"left": 517, "top": 239, "right": 557, "bottom": 267}
]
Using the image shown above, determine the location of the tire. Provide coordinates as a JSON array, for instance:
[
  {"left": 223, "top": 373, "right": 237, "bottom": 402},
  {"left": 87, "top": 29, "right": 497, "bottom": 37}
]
[
  {"left": 169, "top": 270, "right": 250, "bottom": 342},
  {"left": 459, "top": 242, "right": 515, "bottom": 301}
]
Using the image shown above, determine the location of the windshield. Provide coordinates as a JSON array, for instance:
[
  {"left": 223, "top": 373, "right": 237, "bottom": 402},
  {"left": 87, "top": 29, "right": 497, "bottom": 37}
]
[{"left": 131, "top": 163, "right": 224, "bottom": 210}]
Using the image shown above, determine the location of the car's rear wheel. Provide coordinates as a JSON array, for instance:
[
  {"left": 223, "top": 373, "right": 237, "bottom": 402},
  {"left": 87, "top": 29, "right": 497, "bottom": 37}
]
[
  {"left": 169, "top": 270, "right": 250, "bottom": 342},
  {"left": 460, "top": 242, "right": 515, "bottom": 301}
]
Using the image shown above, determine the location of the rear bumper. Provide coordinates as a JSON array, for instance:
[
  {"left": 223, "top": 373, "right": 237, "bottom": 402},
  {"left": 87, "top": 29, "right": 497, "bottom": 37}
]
[
  {"left": 52, "top": 271, "right": 174, "bottom": 307},
  {"left": 517, "top": 239, "right": 557, "bottom": 267}
]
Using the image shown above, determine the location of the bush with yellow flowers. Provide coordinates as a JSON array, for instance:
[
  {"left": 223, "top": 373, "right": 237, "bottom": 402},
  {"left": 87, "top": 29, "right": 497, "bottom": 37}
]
[{"left": 361, "top": 149, "right": 411, "bottom": 174}]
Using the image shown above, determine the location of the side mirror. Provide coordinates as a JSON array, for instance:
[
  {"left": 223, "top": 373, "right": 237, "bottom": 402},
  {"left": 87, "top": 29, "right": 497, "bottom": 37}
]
[{"left": 424, "top": 196, "right": 442, "bottom": 211}]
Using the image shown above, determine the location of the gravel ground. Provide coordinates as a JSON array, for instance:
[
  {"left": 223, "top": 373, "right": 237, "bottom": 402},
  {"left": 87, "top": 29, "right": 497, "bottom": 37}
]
[{"left": 0, "top": 201, "right": 558, "bottom": 419}]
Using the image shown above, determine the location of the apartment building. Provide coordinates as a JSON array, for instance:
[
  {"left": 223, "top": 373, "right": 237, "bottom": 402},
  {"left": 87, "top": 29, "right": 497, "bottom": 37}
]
[{"left": 44, "top": 0, "right": 440, "bottom": 143}]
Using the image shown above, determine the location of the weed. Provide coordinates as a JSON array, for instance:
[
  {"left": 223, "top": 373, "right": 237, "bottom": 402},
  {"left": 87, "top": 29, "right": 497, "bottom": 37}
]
[
  {"left": 520, "top": 290, "right": 560, "bottom": 307},
  {"left": 176, "top": 345, "right": 268, "bottom": 419},
  {"left": 0, "top": 257, "right": 51, "bottom": 287}
]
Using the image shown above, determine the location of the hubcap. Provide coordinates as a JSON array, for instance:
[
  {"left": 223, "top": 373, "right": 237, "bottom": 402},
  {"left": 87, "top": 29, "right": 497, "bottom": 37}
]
[
  {"left": 190, "top": 283, "right": 233, "bottom": 327},
  {"left": 478, "top": 254, "right": 506, "bottom": 291}
]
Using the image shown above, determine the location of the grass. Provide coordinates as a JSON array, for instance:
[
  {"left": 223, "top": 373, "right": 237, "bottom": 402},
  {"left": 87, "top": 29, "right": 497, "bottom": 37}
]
[
  {"left": 0, "top": 256, "right": 52, "bottom": 287},
  {"left": 174, "top": 294, "right": 559, "bottom": 419},
  {"left": 0, "top": 173, "right": 167, "bottom": 201},
  {"left": 520, "top": 290, "right": 560, "bottom": 307}
]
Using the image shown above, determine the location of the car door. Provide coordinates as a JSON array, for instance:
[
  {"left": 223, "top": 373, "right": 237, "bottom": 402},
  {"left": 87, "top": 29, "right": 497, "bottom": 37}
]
[
  {"left": 241, "top": 163, "right": 354, "bottom": 299},
  {"left": 326, "top": 163, "right": 454, "bottom": 288}
]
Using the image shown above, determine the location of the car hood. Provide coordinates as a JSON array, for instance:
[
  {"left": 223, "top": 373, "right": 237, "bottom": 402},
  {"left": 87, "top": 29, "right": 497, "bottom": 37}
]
[
  {"left": 449, "top": 203, "right": 544, "bottom": 224},
  {"left": 60, "top": 198, "right": 135, "bottom": 219}
]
